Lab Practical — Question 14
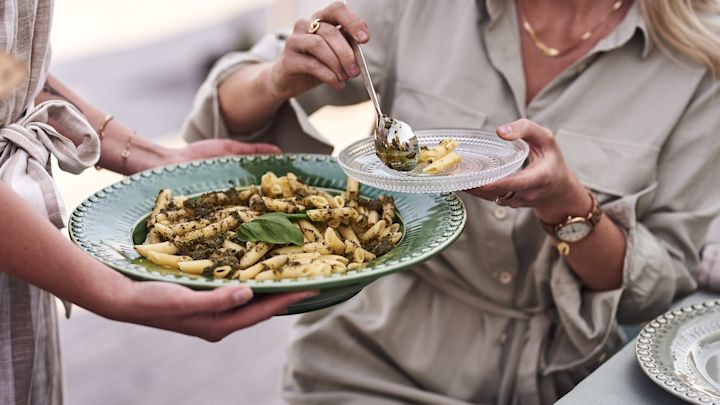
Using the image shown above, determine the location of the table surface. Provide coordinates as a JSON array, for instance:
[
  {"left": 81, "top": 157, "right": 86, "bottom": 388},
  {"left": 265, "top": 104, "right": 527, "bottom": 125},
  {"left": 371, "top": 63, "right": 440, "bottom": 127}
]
[{"left": 556, "top": 291, "right": 720, "bottom": 404}]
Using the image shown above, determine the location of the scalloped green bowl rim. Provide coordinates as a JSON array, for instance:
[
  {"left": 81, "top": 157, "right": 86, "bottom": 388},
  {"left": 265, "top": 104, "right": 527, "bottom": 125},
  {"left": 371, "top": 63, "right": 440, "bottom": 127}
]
[{"left": 68, "top": 154, "right": 467, "bottom": 295}]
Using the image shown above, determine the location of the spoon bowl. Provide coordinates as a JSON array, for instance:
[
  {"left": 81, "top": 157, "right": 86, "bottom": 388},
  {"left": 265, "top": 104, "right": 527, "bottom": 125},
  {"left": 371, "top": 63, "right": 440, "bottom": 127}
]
[
  {"left": 350, "top": 39, "right": 419, "bottom": 171},
  {"left": 374, "top": 115, "right": 419, "bottom": 171}
]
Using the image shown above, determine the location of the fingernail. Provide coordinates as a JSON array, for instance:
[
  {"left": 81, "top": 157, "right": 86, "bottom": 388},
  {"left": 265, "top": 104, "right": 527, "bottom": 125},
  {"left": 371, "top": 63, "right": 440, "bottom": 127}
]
[
  {"left": 356, "top": 30, "right": 368, "bottom": 42},
  {"left": 498, "top": 125, "right": 512, "bottom": 135},
  {"left": 233, "top": 288, "right": 252, "bottom": 304},
  {"left": 349, "top": 64, "right": 360, "bottom": 76}
]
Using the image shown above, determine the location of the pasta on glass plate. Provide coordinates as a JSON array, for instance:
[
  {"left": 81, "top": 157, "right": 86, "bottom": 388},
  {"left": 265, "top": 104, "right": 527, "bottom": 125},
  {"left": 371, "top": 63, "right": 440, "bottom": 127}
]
[
  {"left": 68, "top": 154, "right": 466, "bottom": 313},
  {"left": 338, "top": 128, "right": 529, "bottom": 193}
]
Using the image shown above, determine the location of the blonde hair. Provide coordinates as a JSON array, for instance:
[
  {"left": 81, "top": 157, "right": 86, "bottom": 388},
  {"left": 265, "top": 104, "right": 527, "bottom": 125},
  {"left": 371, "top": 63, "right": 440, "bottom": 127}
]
[{"left": 639, "top": 0, "right": 720, "bottom": 74}]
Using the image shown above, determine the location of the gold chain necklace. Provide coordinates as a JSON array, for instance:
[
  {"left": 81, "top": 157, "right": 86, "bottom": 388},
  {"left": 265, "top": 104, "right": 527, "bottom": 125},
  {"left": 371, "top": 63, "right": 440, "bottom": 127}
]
[{"left": 520, "top": 0, "right": 624, "bottom": 57}]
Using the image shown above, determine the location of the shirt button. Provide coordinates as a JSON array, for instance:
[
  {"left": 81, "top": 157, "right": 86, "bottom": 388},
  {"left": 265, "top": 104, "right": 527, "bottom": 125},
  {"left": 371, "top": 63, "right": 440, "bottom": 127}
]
[
  {"left": 577, "top": 62, "right": 589, "bottom": 73},
  {"left": 598, "top": 352, "right": 607, "bottom": 363},
  {"left": 498, "top": 332, "right": 508, "bottom": 344},
  {"left": 494, "top": 206, "right": 508, "bottom": 220},
  {"left": 498, "top": 271, "right": 513, "bottom": 284}
]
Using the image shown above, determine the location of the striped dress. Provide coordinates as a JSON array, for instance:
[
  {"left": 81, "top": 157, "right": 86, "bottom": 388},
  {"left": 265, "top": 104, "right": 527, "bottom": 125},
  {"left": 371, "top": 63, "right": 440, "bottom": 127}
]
[{"left": 0, "top": 1, "right": 100, "bottom": 404}]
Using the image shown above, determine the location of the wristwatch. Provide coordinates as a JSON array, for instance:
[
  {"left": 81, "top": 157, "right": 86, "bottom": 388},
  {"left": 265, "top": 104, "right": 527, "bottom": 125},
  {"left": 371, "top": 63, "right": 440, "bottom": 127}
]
[{"left": 540, "top": 192, "right": 602, "bottom": 255}]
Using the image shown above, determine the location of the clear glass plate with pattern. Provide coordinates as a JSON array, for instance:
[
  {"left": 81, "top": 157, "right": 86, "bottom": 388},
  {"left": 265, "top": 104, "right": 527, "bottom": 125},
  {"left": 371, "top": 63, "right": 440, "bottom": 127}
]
[
  {"left": 68, "top": 154, "right": 466, "bottom": 314},
  {"left": 337, "top": 128, "right": 529, "bottom": 193},
  {"left": 636, "top": 300, "right": 720, "bottom": 404}
]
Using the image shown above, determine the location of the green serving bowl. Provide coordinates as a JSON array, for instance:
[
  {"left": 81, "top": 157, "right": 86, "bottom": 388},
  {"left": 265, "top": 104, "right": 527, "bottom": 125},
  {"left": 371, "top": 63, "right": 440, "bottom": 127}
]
[{"left": 68, "top": 154, "right": 466, "bottom": 314}]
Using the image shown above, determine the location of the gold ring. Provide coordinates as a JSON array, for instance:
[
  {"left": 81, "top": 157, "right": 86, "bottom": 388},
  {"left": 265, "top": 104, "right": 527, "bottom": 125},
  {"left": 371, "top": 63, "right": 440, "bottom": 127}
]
[
  {"left": 308, "top": 19, "right": 322, "bottom": 34},
  {"left": 494, "top": 191, "right": 516, "bottom": 206}
]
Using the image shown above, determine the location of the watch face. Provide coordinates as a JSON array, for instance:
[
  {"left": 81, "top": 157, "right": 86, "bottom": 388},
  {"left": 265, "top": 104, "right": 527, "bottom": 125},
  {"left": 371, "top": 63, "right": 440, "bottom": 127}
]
[{"left": 557, "top": 221, "right": 591, "bottom": 242}]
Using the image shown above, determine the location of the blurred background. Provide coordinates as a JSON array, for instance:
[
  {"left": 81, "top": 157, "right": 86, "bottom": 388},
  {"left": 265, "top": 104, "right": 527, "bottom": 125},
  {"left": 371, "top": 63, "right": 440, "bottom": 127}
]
[{"left": 51, "top": 1, "right": 371, "bottom": 404}]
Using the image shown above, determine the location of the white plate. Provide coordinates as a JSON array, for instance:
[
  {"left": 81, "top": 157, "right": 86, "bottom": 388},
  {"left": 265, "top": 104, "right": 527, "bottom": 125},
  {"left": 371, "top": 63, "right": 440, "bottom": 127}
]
[
  {"left": 337, "top": 129, "right": 529, "bottom": 193},
  {"left": 636, "top": 300, "right": 720, "bottom": 404}
]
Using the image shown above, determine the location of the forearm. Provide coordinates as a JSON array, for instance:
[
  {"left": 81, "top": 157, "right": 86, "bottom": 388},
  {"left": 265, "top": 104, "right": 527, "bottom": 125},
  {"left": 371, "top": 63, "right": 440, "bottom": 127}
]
[
  {"left": 0, "top": 182, "right": 132, "bottom": 319},
  {"left": 218, "top": 62, "right": 286, "bottom": 135},
  {"left": 536, "top": 183, "right": 626, "bottom": 291},
  {"left": 37, "top": 74, "right": 171, "bottom": 175}
]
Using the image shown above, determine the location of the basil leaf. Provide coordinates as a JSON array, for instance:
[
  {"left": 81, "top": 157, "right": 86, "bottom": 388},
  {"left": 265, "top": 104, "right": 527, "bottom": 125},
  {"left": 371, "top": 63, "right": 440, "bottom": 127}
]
[{"left": 235, "top": 213, "right": 304, "bottom": 245}]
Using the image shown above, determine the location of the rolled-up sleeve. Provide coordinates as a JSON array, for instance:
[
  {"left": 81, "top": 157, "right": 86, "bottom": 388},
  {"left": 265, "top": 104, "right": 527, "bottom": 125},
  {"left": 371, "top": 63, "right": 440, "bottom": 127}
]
[
  {"left": 613, "top": 74, "right": 720, "bottom": 323},
  {"left": 546, "top": 74, "right": 720, "bottom": 370},
  {"left": 181, "top": 0, "right": 400, "bottom": 148},
  {"left": 181, "top": 34, "right": 286, "bottom": 143}
]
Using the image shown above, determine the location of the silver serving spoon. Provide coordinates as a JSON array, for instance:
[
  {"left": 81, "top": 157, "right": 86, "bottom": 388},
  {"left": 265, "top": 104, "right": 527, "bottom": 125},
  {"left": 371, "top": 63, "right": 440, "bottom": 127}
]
[{"left": 350, "top": 41, "right": 419, "bottom": 171}]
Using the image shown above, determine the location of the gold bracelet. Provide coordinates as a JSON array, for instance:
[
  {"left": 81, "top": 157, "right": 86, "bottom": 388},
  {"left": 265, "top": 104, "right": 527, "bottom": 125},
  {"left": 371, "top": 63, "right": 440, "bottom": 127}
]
[
  {"left": 121, "top": 131, "right": 135, "bottom": 172},
  {"left": 96, "top": 114, "right": 114, "bottom": 140},
  {"left": 94, "top": 114, "right": 114, "bottom": 170}
]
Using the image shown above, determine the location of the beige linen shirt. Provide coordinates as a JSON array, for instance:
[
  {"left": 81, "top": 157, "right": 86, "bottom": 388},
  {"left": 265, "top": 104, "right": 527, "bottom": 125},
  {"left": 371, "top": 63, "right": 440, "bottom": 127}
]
[{"left": 183, "top": 0, "right": 720, "bottom": 403}]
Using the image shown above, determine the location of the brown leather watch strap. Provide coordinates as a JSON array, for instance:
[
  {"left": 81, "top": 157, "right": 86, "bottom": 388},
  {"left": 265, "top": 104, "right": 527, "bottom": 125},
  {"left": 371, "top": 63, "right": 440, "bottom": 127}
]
[{"left": 539, "top": 191, "right": 602, "bottom": 238}]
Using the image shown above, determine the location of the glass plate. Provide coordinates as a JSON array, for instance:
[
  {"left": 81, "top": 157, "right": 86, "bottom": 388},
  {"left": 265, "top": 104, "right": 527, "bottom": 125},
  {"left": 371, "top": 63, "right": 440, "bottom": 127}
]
[
  {"left": 636, "top": 300, "right": 720, "bottom": 404},
  {"left": 337, "top": 128, "right": 529, "bottom": 193},
  {"left": 68, "top": 154, "right": 466, "bottom": 314}
]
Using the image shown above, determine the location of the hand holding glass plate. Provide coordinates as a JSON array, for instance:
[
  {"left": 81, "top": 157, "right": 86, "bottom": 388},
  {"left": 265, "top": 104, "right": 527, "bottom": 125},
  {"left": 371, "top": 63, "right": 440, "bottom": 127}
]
[{"left": 338, "top": 129, "right": 529, "bottom": 193}]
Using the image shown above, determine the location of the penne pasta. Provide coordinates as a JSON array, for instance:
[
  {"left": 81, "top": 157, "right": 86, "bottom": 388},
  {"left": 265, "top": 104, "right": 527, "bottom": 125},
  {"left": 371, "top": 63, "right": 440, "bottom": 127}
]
[
  {"left": 419, "top": 138, "right": 459, "bottom": 163},
  {"left": 271, "top": 245, "right": 307, "bottom": 256},
  {"left": 178, "top": 259, "right": 213, "bottom": 275},
  {"left": 302, "top": 241, "right": 333, "bottom": 255},
  {"left": 297, "top": 195, "right": 330, "bottom": 209},
  {"left": 169, "top": 218, "right": 211, "bottom": 235},
  {"left": 287, "top": 252, "right": 322, "bottom": 265},
  {"left": 136, "top": 172, "right": 404, "bottom": 281},
  {"left": 180, "top": 216, "right": 240, "bottom": 243},
  {"left": 134, "top": 241, "right": 178, "bottom": 256},
  {"left": 338, "top": 226, "right": 360, "bottom": 246},
  {"left": 238, "top": 255, "right": 288, "bottom": 280},
  {"left": 153, "top": 223, "right": 177, "bottom": 241},
  {"left": 213, "top": 265, "right": 233, "bottom": 278},
  {"left": 380, "top": 196, "right": 396, "bottom": 225},
  {"left": 423, "top": 151, "right": 462, "bottom": 174},
  {"left": 361, "top": 220, "right": 387, "bottom": 244},
  {"left": 346, "top": 177, "right": 360, "bottom": 200},
  {"left": 367, "top": 210, "right": 379, "bottom": 226},
  {"left": 146, "top": 251, "right": 192, "bottom": 269},
  {"left": 239, "top": 242, "right": 273, "bottom": 269},
  {"left": 261, "top": 196, "right": 305, "bottom": 214},
  {"left": 318, "top": 254, "right": 350, "bottom": 266},
  {"left": 306, "top": 207, "right": 359, "bottom": 223},
  {"left": 222, "top": 239, "right": 246, "bottom": 253},
  {"left": 297, "top": 219, "right": 322, "bottom": 242},
  {"left": 324, "top": 228, "right": 345, "bottom": 254},
  {"left": 144, "top": 228, "right": 162, "bottom": 244},
  {"left": 147, "top": 189, "right": 172, "bottom": 228}
]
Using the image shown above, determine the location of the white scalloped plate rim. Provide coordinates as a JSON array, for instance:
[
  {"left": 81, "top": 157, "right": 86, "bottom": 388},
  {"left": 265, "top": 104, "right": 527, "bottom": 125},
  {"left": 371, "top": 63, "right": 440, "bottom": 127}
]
[{"left": 636, "top": 299, "right": 720, "bottom": 404}]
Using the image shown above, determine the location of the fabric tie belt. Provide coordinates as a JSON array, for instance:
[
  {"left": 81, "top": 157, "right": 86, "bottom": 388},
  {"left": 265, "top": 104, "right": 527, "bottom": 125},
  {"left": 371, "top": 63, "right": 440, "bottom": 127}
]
[{"left": 0, "top": 100, "right": 100, "bottom": 229}]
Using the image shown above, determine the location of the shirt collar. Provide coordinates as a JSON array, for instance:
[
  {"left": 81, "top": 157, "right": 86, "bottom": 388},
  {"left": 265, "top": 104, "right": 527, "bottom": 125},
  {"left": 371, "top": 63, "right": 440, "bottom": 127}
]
[{"left": 480, "top": 0, "right": 653, "bottom": 59}]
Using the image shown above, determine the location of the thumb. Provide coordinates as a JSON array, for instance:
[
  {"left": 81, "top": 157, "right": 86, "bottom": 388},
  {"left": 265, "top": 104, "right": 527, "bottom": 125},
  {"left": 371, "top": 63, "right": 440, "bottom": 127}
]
[
  {"left": 496, "top": 119, "right": 552, "bottom": 147},
  {"left": 181, "top": 285, "right": 254, "bottom": 314}
]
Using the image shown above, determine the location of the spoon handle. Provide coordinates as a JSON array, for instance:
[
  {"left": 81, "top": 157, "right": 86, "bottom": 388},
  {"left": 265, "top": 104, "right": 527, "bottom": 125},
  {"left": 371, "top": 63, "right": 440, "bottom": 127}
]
[{"left": 350, "top": 41, "right": 384, "bottom": 120}]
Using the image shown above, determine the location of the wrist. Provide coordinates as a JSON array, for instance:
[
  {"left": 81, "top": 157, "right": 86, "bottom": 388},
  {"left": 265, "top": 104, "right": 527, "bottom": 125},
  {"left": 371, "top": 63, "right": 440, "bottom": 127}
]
[
  {"left": 534, "top": 178, "right": 591, "bottom": 224},
  {"left": 83, "top": 267, "right": 137, "bottom": 322},
  {"left": 258, "top": 62, "right": 290, "bottom": 102},
  {"left": 124, "top": 138, "right": 171, "bottom": 175}
]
